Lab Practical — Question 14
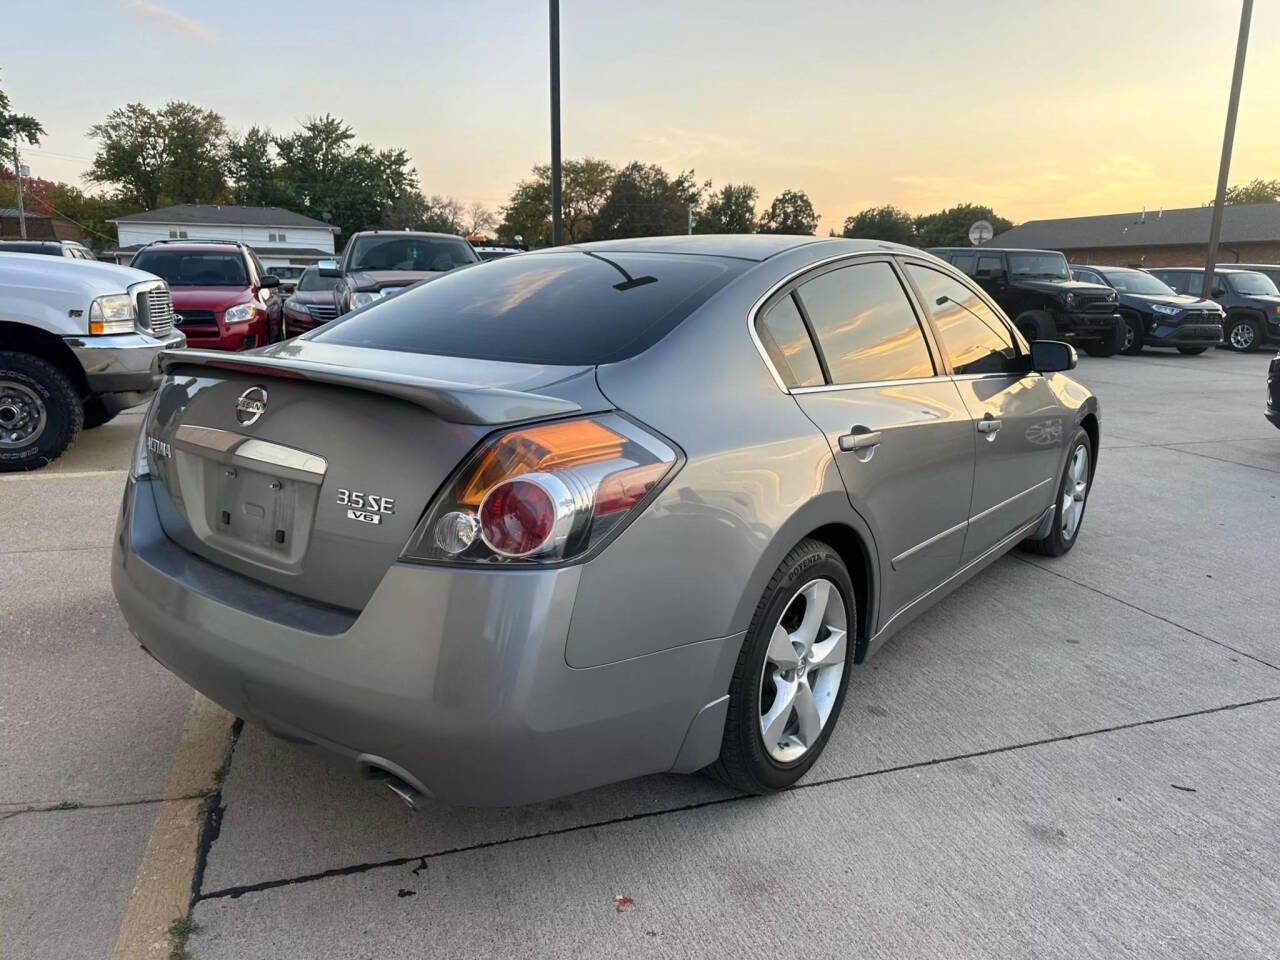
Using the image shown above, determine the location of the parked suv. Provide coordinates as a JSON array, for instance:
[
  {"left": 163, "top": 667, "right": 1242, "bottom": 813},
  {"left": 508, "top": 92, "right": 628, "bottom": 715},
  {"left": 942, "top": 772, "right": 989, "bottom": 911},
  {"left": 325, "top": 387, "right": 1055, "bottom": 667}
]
[
  {"left": 130, "top": 240, "right": 282, "bottom": 351},
  {"left": 0, "top": 239, "right": 96, "bottom": 260},
  {"left": 320, "top": 231, "right": 479, "bottom": 317},
  {"left": 1267, "top": 351, "right": 1280, "bottom": 430},
  {"left": 930, "top": 247, "right": 1123, "bottom": 355},
  {"left": 0, "top": 253, "right": 184, "bottom": 470},
  {"left": 1147, "top": 267, "right": 1280, "bottom": 352},
  {"left": 1070, "top": 264, "right": 1223, "bottom": 355}
]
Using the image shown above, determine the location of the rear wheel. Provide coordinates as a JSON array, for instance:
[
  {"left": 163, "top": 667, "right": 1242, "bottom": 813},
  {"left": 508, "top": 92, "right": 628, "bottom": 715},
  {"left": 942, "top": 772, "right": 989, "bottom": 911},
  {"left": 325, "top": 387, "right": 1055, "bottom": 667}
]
[
  {"left": 1021, "top": 427, "right": 1091, "bottom": 557},
  {"left": 0, "top": 352, "right": 83, "bottom": 472},
  {"left": 710, "top": 539, "right": 854, "bottom": 794},
  {"left": 1177, "top": 347, "right": 1207, "bottom": 356},
  {"left": 1120, "top": 314, "right": 1144, "bottom": 355},
  {"left": 1223, "top": 315, "right": 1261, "bottom": 352},
  {"left": 1014, "top": 310, "right": 1055, "bottom": 344}
]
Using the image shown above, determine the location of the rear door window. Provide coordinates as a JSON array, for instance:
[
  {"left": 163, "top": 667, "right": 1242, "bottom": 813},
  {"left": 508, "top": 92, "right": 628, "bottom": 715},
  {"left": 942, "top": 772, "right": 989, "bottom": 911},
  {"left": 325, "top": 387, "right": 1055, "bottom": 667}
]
[
  {"left": 951, "top": 254, "right": 977, "bottom": 274},
  {"left": 756, "top": 293, "right": 824, "bottom": 388},
  {"left": 794, "top": 261, "right": 935, "bottom": 384},
  {"left": 975, "top": 255, "right": 1004, "bottom": 278},
  {"left": 905, "top": 264, "right": 1019, "bottom": 375},
  {"left": 313, "top": 251, "right": 748, "bottom": 365}
]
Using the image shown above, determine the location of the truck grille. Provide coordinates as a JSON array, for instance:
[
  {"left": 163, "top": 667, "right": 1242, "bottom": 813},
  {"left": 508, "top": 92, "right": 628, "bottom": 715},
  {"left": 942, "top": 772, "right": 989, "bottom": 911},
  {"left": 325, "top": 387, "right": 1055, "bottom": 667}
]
[
  {"left": 1075, "top": 293, "right": 1117, "bottom": 313},
  {"left": 137, "top": 286, "right": 176, "bottom": 338}
]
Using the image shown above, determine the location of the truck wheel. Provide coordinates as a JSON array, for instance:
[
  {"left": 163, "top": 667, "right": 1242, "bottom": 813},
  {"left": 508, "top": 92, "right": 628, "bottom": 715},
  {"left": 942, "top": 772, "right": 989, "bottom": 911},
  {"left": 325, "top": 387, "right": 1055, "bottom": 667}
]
[
  {"left": 1083, "top": 321, "right": 1124, "bottom": 357},
  {"left": 1014, "top": 310, "right": 1055, "bottom": 344},
  {"left": 0, "top": 352, "right": 84, "bottom": 472},
  {"left": 1120, "top": 314, "right": 1144, "bottom": 355},
  {"left": 1223, "top": 315, "right": 1261, "bottom": 352},
  {"left": 82, "top": 396, "right": 122, "bottom": 429}
]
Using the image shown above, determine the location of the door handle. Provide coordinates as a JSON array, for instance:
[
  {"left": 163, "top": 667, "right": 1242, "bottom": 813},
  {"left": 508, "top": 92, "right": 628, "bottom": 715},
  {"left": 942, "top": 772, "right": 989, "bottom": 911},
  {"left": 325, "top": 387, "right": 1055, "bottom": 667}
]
[
  {"left": 838, "top": 428, "right": 882, "bottom": 453},
  {"left": 977, "top": 417, "right": 1002, "bottom": 435}
]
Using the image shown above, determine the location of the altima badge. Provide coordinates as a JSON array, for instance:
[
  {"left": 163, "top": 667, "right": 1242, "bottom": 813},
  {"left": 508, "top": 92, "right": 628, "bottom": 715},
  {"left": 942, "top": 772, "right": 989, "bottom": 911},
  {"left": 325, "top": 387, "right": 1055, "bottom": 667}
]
[{"left": 235, "top": 385, "right": 268, "bottom": 425}]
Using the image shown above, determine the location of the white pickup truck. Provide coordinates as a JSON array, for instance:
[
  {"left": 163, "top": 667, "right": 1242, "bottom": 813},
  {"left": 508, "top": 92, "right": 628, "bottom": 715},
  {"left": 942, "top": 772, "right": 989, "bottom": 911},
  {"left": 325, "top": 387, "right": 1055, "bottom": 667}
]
[{"left": 0, "top": 253, "right": 185, "bottom": 471}]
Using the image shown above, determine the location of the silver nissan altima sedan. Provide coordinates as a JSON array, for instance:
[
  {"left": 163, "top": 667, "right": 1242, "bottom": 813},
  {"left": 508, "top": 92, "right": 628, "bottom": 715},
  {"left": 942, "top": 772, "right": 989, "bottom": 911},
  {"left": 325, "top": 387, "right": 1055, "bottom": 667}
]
[{"left": 111, "top": 235, "right": 1099, "bottom": 807}]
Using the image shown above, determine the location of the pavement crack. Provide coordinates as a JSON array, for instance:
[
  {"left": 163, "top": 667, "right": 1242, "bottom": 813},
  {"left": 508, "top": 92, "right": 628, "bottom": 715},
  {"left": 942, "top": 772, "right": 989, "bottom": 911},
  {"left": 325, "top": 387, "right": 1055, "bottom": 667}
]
[
  {"left": 0, "top": 792, "right": 215, "bottom": 823},
  {"left": 193, "top": 694, "right": 1280, "bottom": 904},
  {"left": 190, "top": 717, "right": 244, "bottom": 907},
  {"left": 1012, "top": 554, "right": 1280, "bottom": 672}
]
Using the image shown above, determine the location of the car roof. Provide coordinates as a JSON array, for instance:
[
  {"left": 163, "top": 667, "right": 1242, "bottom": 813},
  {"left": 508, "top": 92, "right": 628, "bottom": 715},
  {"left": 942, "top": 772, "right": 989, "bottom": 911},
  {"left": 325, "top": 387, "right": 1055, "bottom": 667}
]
[
  {"left": 928, "top": 246, "right": 1059, "bottom": 255},
  {"left": 536, "top": 234, "right": 885, "bottom": 263},
  {"left": 348, "top": 230, "right": 467, "bottom": 240},
  {"left": 138, "top": 241, "right": 246, "bottom": 252}
]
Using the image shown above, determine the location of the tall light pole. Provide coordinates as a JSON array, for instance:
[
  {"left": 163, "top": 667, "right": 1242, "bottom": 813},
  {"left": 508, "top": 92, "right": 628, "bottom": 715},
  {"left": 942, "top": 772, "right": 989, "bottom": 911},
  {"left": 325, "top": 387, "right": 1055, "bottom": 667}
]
[
  {"left": 1202, "top": 0, "right": 1252, "bottom": 298},
  {"left": 12, "top": 141, "right": 27, "bottom": 240},
  {"left": 549, "top": 0, "right": 563, "bottom": 246}
]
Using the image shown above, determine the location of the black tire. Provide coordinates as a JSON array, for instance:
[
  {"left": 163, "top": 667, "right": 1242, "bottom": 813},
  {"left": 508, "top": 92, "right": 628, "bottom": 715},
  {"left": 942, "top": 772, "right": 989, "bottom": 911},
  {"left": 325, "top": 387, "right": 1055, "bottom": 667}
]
[
  {"left": 1020, "top": 426, "right": 1092, "bottom": 558},
  {"left": 0, "top": 352, "right": 84, "bottom": 472},
  {"left": 1083, "top": 320, "right": 1124, "bottom": 357},
  {"left": 1119, "top": 314, "right": 1144, "bottom": 356},
  {"left": 1177, "top": 347, "right": 1207, "bottom": 356},
  {"left": 82, "top": 396, "right": 122, "bottom": 429},
  {"left": 1223, "top": 314, "right": 1262, "bottom": 353},
  {"left": 710, "top": 538, "right": 855, "bottom": 795},
  {"left": 1014, "top": 310, "right": 1056, "bottom": 344}
]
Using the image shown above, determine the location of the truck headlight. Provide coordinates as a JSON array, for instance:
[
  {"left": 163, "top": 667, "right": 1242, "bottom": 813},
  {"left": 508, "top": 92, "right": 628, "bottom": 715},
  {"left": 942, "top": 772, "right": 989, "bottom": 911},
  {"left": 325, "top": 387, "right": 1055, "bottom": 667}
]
[
  {"left": 88, "top": 293, "right": 136, "bottom": 334},
  {"left": 1151, "top": 303, "right": 1180, "bottom": 317},
  {"left": 224, "top": 302, "right": 256, "bottom": 324},
  {"left": 1065, "top": 292, "right": 1077, "bottom": 308}
]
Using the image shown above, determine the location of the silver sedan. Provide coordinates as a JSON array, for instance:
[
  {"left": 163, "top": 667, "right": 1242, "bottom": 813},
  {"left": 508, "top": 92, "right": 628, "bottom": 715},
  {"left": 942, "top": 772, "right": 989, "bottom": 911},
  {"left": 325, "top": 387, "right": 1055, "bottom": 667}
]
[{"left": 111, "top": 235, "right": 1099, "bottom": 806}]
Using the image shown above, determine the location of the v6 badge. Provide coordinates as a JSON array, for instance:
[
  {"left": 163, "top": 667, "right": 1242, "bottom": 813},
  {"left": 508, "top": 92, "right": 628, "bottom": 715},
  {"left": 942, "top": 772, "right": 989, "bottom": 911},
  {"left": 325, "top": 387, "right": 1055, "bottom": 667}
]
[{"left": 347, "top": 509, "right": 382, "bottom": 525}]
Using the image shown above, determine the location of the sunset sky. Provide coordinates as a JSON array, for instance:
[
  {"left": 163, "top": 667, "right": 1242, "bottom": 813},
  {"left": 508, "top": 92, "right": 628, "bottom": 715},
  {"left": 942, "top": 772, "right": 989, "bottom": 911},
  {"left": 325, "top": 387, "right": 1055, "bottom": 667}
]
[{"left": 5, "top": 0, "right": 1278, "bottom": 234}]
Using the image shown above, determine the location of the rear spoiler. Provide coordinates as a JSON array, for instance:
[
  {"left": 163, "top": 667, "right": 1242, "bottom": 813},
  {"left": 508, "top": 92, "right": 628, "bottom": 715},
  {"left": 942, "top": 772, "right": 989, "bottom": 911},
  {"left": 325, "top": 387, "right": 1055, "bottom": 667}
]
[{"left": 157, "top": 349, "right": 581, "bottom": 426}]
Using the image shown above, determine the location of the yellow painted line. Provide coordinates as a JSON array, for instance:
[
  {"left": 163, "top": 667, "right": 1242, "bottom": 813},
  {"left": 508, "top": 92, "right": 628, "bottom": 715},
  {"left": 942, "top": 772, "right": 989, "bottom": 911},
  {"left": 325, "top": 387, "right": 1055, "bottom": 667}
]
[
  {"left": 111, "top": 693, "right": 235, "bottom": 960},
  {"left": 0, "top": 469, "right": 126, "bottom": 481}
]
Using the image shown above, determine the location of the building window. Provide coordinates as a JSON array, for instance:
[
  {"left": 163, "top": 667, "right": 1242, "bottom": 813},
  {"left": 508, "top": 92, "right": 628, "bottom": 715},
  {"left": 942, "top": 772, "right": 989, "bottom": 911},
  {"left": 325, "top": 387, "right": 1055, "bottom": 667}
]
[
  {"left": 168, "top": 229, "right": 188, "bottom": 239},
  {"left": 268, "top": 232, "right": 287, "bottom": 243}
]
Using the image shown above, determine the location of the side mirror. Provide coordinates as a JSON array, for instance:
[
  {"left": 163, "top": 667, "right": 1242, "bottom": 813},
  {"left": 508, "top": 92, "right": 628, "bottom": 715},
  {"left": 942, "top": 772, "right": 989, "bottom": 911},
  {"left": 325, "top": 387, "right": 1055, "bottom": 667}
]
[
  {"left": 1031, "top": 340, "right": 1077, "bottom": 372},
  {"left": 317, "top": 259, "right": 340, "bottom": 278},
  {"left": 260, "top": 274, "right": 281, "bottom": 288}
]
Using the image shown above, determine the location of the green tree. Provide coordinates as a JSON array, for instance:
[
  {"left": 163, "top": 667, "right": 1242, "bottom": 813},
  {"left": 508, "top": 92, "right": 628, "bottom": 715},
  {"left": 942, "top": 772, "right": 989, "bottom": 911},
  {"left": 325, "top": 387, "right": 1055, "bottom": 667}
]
[
  {"left": 695, "top": 183, "right": 757, "bottom": 234},
  {"left": 758, "top": 189, "right": 819, "bottom": 235},
  {"left": 913, "top": 203, "right": 1012, "bottom": 248},
  {"left": 0, "top": 75, "right": 44, "bottom": 150},
  {"left": 498, "top": 157, "right": 616, "bottom": 245},
  {"left": 272, "top": 115, "right": 419, "bottom": 241},
  {"left": 841, "top": 205, "right": 915, "bottom": 244},
  {"left": 227, "top": 126, "right": 286, "bottom": 207},
  {"left": 86, "top": 101, "right": 228, "bottom": 208},
  {"left": 420, "top": 195, "right": 464, "bottom": 234},
  {"left": 1222, "top": 178, "right": 1280, "bottom": 204},
  {"left": 592, "top": 162, "right": 700, "bottom": 240}
]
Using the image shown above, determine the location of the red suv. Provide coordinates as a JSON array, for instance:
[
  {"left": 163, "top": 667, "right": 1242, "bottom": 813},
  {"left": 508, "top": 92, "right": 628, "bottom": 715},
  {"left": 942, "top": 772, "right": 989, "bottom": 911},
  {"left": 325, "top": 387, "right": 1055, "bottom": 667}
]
[{"left": 130, "top": 240, "right": 282, "bottom": 350}]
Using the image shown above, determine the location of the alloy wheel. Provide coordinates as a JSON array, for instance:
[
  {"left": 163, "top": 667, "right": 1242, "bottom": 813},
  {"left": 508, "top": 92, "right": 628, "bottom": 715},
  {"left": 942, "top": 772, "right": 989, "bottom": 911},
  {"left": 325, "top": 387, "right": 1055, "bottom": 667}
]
[
  {"left": 0, "top": 380, "right": 47, "bottom": 448},
  {"left": 1061, "top": 444, "right": 1090, "bottom": 541},
  {"left": 758, "top": 578, "right": 847, "bottom": 764},
  {"left": 1122, "top": 321, "right": 1135, "bottom": 351},
  {"left": 1229, "top": 322, "right": 1255, "bottom": 350}
]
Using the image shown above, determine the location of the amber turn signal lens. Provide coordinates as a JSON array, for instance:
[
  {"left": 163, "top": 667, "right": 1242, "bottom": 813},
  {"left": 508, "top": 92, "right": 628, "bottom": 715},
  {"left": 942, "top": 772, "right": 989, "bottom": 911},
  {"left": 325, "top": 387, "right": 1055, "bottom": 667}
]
[{"left": 457, "top": 419, "right": 626, "bottom": 506}]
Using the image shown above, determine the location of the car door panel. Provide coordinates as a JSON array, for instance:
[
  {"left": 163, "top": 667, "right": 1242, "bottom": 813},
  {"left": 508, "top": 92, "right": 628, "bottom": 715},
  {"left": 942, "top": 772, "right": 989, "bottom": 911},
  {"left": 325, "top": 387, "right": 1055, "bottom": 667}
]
[{"left": 950, "top": 373, "right": 1063, "bottom": 561}]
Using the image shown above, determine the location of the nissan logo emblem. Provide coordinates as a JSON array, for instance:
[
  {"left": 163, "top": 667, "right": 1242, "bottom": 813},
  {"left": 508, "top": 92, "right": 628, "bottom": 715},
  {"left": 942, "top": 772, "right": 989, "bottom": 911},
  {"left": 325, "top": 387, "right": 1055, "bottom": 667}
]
[{"left": 235, "top": 385, "right": 268, "bottom": 426}]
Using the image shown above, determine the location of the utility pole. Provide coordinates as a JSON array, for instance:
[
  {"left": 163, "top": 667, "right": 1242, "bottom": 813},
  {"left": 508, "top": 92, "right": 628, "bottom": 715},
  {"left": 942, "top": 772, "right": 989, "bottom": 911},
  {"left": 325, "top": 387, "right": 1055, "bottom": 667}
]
[
  {"left": 687, "top": 203, "right": 693, "bottom": 235},
  {"left": 12, "top": 141, "right": 27, "bottom": 240},
  {"left": 549, "top": 0, "right": 563, "bottom": 247},
  {"left": 1202, "top": 0, "right": 1252, "bottom": 300}
]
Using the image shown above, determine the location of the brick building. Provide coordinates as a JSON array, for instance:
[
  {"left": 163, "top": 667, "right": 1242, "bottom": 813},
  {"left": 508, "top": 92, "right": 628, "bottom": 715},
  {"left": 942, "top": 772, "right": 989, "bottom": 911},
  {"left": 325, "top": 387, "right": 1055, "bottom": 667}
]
[
  {"left": 990, "top": 201, "right": 1280, "bottom": 268},
  {"left": 0, "top": 208, "right": 85, "bottom": 243}
]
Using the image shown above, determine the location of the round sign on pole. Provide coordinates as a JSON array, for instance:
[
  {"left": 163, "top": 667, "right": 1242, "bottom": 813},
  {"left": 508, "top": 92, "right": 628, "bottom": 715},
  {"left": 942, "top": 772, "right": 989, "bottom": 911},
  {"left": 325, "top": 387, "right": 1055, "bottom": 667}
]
[{"left": 968, "top": 220, "right": 994, "bottom": 246}]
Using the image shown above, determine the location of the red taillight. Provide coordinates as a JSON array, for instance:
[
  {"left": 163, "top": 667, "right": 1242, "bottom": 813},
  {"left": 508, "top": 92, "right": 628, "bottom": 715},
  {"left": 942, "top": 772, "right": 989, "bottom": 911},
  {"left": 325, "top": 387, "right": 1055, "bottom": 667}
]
[
  {"left": 479, "top": 479, "right": 556, "bottom": 557},
  {"left": 403, "top": 414, "right": 680, "bottom": 567}
]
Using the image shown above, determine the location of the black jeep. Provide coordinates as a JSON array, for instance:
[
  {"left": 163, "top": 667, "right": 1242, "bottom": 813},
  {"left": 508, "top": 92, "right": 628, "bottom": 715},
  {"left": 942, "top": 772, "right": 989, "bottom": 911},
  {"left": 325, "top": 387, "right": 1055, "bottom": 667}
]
[{"left": 929, "top": 247, "right": 1124, "bottom": 355}]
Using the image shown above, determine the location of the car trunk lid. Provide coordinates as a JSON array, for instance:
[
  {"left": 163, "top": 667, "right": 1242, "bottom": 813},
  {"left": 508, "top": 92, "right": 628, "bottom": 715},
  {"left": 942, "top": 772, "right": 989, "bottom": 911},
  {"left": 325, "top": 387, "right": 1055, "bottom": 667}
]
[{"left": 143, "top": 343, "right": 609, "bottom": 610}]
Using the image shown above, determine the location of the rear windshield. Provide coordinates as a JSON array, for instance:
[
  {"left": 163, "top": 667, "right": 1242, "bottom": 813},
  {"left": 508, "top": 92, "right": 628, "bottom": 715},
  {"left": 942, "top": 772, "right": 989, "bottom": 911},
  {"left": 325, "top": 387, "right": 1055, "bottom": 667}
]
[
  {"left": 132, "top": 251, "right": 248, "bottom": 286},
  {"left": 348, "top": 235, "right": 478, "bottom": 272},
  {"left": 312, "top": 251, "right": 748, "bottom": 364}
]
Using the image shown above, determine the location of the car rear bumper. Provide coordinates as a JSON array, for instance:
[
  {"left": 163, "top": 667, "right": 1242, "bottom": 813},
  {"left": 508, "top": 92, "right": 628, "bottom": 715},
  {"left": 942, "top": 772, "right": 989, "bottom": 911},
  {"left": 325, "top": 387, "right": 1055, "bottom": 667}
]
[
  {"left": 111, "top": 477, "right": 739, "bottom": 806},
  {"left": 64, "top": 329, "right": 186, "bottom": 393}
]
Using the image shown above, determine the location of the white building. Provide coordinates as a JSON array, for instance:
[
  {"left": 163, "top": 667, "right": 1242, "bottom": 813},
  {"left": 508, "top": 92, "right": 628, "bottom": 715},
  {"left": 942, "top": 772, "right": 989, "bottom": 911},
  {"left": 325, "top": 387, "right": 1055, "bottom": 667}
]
[{"left": 108, "top": 204, "right": 338, "bottom": 269}]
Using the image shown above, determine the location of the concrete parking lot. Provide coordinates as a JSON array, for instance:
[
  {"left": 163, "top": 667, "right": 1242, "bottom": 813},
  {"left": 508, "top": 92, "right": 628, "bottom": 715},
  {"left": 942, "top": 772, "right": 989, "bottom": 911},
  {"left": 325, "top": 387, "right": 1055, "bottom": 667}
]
[{"left": 3, "top": 350, "right": 1278, "bottom": 959}]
